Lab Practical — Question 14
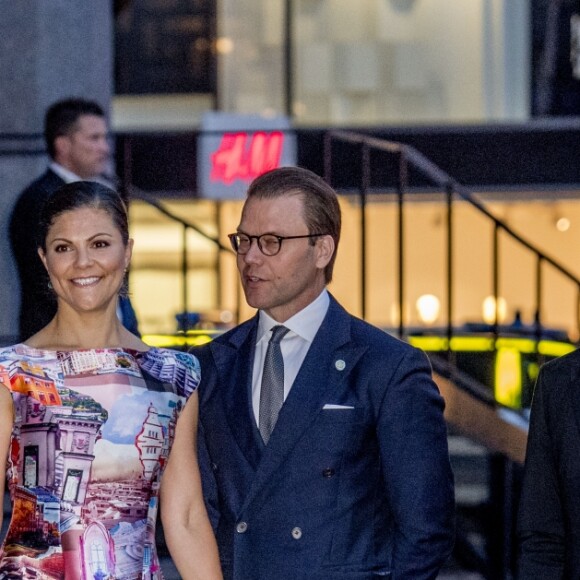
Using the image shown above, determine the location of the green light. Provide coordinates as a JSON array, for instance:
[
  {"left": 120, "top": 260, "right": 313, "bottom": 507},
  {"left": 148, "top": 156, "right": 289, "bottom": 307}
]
[
  {"left": 142, "top": 330, "right": 219, "bottom": 348},
  {"left": 450, "top": 337, "right": 495, "bottom": 352},
  {"left": 495, "top": 347, "right": 521, "bottom": 408},
  {"left": 408, "top": 336, "right": 448, "bottom": 351},
  {"left": 495, "top": 337, "right": 535, "bottom": 353},
  {"left": 538, "top": 340, "right": 575, "bottom": 357},
  {"left": 408, "top": 336, "right": 495, "bottom": 352},
  {"left": 408, "top": 334, "right": 574, "bottom": 358}
]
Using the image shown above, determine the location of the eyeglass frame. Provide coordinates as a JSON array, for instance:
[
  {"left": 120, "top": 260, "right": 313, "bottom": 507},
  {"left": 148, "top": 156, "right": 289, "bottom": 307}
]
[{"left": 228, "top": 232, "right": 329, "bottom": 256}]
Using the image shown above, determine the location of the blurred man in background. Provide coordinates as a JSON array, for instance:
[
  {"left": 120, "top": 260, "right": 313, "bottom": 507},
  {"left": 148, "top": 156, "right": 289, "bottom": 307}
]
[
  {"left": 10, "top": 97, "right": 138, "bottom": 340},
  {"left": 196, "top": 166, "right": 455, "bottom": 580}
]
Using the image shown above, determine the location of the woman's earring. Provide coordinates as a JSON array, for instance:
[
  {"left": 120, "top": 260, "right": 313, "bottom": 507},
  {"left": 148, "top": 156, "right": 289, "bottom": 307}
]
[{"left": 47, "top": 280, "right": 53, "bottom": 290}]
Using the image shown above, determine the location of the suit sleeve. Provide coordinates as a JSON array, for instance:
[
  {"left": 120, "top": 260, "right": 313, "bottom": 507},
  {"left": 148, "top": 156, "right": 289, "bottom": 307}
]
[
  {"left": 197, "top": 417, "right": 220, "bottom": 530},
  {"left": 376, "top": 347, "right": 455, "bottom": 579},
  {"left": 193, "top": 346, "right": 220, "bottom": 531},
  {"left": 517, "top": 368, "right": 565, "bottom": 579}
]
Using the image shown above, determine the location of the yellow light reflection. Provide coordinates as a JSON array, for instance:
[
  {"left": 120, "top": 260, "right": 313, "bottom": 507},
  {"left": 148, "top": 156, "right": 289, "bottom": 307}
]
[{"left": 495, "top": 348, "right": 521, "bottom": 408}]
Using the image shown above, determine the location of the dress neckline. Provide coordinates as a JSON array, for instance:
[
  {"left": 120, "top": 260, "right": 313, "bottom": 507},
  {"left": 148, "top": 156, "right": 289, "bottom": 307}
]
[{"left": 15, "top": 343, "right": 152, "bottom": 356}]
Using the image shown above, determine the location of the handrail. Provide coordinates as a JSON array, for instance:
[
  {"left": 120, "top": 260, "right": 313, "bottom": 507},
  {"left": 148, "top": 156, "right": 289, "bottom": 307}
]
[
  {"left": 126, "top": 184, "right": 235, "bottom": 329},
  {"left": 327, "top": 129, "right": 580, "bottom": 288},
  {"left": 323, "top": 130, "right": 571, "bottom": 578},
  {"left": 324, "top": 129, "right": 580, "bottom": 342},
  {"left": 128, "top": 184, "right": 228, "bottom": 251}
]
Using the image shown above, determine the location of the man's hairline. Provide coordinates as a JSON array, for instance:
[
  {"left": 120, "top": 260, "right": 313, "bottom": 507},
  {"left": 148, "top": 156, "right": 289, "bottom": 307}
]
[{"left": 57, "top": 112, "right": 107, "bottom": 139}]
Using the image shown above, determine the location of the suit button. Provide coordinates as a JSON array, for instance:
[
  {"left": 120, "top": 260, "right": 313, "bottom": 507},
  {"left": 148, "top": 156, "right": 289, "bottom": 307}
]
[
  {"left": 236, "top": 522, "right": 248, "bottom": 533},
  {"left": 291, "top": 527, "right": 302, "bottom": 540},
  {"left": 322, "top": 468, "right": 335, "bottom": 478}
]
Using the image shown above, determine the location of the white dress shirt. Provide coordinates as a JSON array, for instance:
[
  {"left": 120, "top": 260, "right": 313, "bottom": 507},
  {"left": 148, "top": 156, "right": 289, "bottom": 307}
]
[
  {"left": 251, "top": 290, "right": 330, "bottom": 427},
  {"left": 49, "top": 161, "right": 82, "bottom": 184},
  {"left": 49, "top": 161, "right": 114, "bottom": 188}
]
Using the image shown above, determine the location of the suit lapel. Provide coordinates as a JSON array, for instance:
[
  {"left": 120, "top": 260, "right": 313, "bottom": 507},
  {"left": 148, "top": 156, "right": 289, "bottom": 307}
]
[
  {"left": 211, "top": 317, "right": 264, "bottom": 470},
  {"left": 240, "top": 298, "right": 367, "bottom": 514}
]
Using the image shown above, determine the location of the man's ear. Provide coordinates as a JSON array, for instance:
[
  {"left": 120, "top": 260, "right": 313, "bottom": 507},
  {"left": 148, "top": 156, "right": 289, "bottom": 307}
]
[
  {"left": 315, "top": 235, "right": 335, "bottom": 270},
  {"left": 53, "top": 134, "right": 71, "bottom": 162}
]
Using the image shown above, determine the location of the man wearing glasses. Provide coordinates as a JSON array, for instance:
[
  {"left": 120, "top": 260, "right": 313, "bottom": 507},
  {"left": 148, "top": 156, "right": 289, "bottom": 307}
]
[{"left": 195, "top": 166, "right": 455, "bottom": 580}]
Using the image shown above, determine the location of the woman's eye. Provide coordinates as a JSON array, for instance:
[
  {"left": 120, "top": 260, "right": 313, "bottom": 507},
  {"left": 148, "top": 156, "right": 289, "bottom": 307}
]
[
  {"left": 93, "top": 240, "right": 110, "bottom": 248},
  {"left": 54, "top": 245, "right": 69, "bottom": 253}
]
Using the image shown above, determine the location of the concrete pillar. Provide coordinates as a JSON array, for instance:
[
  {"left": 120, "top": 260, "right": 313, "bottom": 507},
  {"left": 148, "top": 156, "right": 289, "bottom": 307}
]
[{"left": 0, "top": 1, "right": 113, "bottom": 343}]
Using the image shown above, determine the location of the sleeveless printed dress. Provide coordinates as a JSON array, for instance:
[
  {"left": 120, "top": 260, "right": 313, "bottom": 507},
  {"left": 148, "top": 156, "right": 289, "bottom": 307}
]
[{"left": 0, "top": 344, "right": 199, "bottom": 579}]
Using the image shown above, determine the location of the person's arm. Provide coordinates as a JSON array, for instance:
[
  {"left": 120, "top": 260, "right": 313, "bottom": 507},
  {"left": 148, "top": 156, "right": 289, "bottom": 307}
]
[
  {"left": 0, "top": 386, "right": 13, "bottom": 536},
  {"left": 517, "top": 368, "right": 565, "bottom": 579},
  {"left": 160, "top": 391, "right": 223, "bottom": 580},
  {"left": 377, "top": 347, "right": 455, "bottom": 579}
]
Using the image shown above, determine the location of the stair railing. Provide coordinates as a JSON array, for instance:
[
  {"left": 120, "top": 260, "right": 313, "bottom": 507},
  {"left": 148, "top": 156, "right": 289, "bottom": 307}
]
[
  {"left": 323, "top": 127, "right": 580, "bottom": 580},
  {"left": 323, "top": 129, "right": 580, "bottom": 351},
  {"left": 127, "top": 184, "right": 237, "bottom": 330}
]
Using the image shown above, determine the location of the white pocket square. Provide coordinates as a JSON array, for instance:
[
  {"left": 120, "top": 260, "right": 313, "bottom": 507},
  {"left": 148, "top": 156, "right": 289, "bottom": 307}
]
[{"left": 322, "top": 404, "right": 355, "bottom": 410}]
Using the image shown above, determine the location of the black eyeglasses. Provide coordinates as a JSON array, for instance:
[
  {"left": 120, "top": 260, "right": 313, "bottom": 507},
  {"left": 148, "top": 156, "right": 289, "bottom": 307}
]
[{"left": 228, "top": 232, "right": 328, "bottom": 256}]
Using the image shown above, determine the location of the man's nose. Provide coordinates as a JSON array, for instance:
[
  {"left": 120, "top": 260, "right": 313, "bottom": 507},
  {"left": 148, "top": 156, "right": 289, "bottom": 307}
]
[{"left": 242, "top": 239, "right": 263, "bottom": 263}]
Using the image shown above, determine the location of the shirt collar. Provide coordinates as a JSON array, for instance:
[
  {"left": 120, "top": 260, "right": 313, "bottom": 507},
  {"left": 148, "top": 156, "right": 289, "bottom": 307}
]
[
  {"left": 257, "top": 289, "right": 330, "bottom": 343},
  {"left": 49, "top": 161, "right": 83, "bottom": 184}
]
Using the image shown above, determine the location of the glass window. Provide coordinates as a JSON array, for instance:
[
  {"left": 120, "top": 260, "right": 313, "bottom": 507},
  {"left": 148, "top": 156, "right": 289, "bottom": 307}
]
[{"left": 217, "top": 0, "right": 531, "bottom": 125}]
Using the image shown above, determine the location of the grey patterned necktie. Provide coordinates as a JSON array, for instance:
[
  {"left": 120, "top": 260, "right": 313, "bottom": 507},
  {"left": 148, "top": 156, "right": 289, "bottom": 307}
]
[{"left": 259, "top": 325, "right": 289, "bottom": 444}]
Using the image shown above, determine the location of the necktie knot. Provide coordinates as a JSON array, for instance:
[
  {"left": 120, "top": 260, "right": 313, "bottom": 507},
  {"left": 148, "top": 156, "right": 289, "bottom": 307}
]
[{"left": 270, "top": 325, "right": 289, "bottom": 344}]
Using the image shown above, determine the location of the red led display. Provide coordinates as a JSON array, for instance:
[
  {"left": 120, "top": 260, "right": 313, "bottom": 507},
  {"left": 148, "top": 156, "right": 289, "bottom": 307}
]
[{"left": 210, "top": 131, "right": 284, "bottom": 185}]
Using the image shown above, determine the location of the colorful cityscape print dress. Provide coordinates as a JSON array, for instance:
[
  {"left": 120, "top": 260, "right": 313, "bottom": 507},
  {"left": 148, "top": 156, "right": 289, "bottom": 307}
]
[{"left": 0, "top": 344, "right": 200, "bottom": 580}]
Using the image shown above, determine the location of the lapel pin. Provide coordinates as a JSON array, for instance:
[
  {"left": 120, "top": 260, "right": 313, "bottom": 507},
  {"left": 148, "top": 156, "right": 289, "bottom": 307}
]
[{"left": 335, "top": 359, "right": 346, "bottom": 371}]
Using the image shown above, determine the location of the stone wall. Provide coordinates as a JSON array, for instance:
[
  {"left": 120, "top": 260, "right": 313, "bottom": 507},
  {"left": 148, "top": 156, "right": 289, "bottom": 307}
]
[{"left": 0, "top": 1, "right": 113, "bottom": 342}]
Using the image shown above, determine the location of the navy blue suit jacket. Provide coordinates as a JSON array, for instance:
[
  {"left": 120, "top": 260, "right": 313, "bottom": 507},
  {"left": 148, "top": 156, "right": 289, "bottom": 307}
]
[{"left": 195, "top": 296, "right": 455, "bottom": 580}]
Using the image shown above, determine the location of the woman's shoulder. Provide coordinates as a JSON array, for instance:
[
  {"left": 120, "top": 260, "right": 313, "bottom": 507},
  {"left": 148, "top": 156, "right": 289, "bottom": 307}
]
[
  {"left": 137, "top": 347, "right": 201, "bottom": 398},
  {"left": 139, "top": 346, "right": 200, "bottom": 366},
  {"left": 0, "top": 344, "right": 21, "bottom": 370},
  {"left": 0, "top": 343, "right": 58, "bottom": 365},
  {"left": 0, "top": 344, "right": 61, "bottom": 393}
]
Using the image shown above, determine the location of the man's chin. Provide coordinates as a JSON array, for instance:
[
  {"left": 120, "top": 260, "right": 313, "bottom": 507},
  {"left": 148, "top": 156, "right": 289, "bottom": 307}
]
[{"left": 241, "top": 290, "right": 264, "bottom": 311}]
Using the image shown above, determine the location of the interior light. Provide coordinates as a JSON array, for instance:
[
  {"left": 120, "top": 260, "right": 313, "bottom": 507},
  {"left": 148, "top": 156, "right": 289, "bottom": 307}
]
[
  {"left": 220, "top": 310, "right": 234, "bottom": 324},
  {"left": 416, "top": 294, "right": 440, "bottom": 325},
  {"left": 482, "top": 296, "right": 507, "bottom": 324},
  {"left": 556, "top": 217, "right": 571, "bottom": 232},
  {"left": 216, "top": 37, "right": 234, "bottom": 55}
]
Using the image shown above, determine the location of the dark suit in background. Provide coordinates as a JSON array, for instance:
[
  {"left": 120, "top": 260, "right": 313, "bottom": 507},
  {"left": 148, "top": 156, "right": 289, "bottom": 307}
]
[
  {"left": 518, "top": 350, "right": 580, "bottom": 579},
  {"left": 9, "top": 169, "right": 64, "bottom": 340},
  {"left": 9, "top": 98, "right": 141, "bottom": 341}
]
